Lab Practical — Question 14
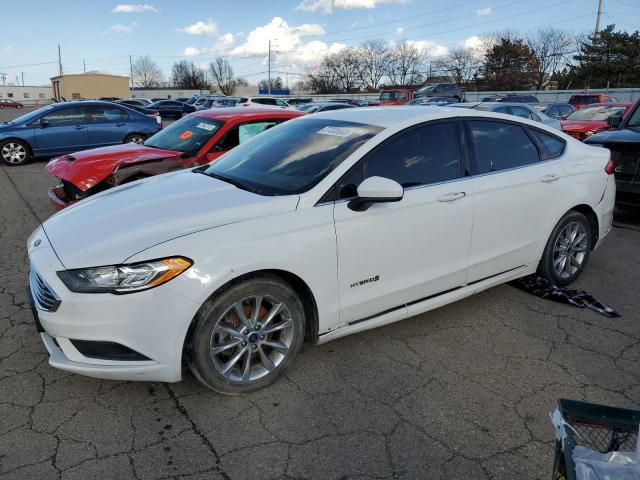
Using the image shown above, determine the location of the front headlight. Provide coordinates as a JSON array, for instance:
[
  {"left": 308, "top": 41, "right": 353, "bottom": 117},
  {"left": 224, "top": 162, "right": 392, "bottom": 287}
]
[{"left": 57, "top": 257, "right": 192, "bottom": 294}]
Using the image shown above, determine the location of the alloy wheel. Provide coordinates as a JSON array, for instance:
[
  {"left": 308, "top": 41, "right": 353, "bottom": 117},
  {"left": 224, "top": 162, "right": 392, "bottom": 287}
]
[
  {"left": 552, "top": 221, "right": 588, "bottom": 281},
  {"left": 127, "top": 135, "right": 144, "bottom": 144},
  {"left": 209, "top": 295, "right": 295, "bottom": 383},
  {"left": 1, "top": 143, "right": 27, "bottom": 164}
]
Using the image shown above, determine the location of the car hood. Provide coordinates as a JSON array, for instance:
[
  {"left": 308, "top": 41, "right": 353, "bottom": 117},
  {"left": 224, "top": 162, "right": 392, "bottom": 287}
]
[
  {"left": 585, "top": 127, "right": 640, "bottom": 145},
  {"left": 46, "top": 143, "right": 182, "bottom": 191},
  {"left": 561, "top": 120, "right": 608, "bottom": 132},
  {"left": 41, "top": 169, "right": 299, "bottom": 269}
]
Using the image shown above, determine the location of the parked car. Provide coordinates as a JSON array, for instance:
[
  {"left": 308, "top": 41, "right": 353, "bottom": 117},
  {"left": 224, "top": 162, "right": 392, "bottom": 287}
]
[
  {"left": 378, "top": 89, "right": 413, "bottom": 105},
  {"left": 530, "top": 102, "right": 576, "bottom": 120},
  {"left": 499, "top": 94, "right": 539, "bottom": 103},
  {"left": 282, "top": 97, "right": 312, "bottom": 106},
  {"left": 406, "top": 97, "right": 459, "bottom": 106},
  {"left": 0, "top": 99, "right": 24, "bottom": 109},
  {"left": 468, "top": 102, "right": 561, "bottom": 129},
  {"left": 569, "top": 93, "right": 619, "bottom": 110},
  {"left": 196, "top": 97, "right": 239, "bottom": 110},
  {"left": 239, "top": 97, "right": 294, "bottom": 109},
  {"left": 28, "top": 106, "right": 614, "bottom": 393},
  {"left": 0, "top": 101, "right": 160, "bottom": 166},
  {"left": 300, "top": 102, "right": 357, "bottom": 114},
  {"left": 327, "top": 99, "right": 365, "bottom": 106},
  {"left": 116, "top": 98, "right": 152, "bottom": 108},
  {"left": 585, "top": 99, "right": 640, "bottom": 208},
  {"left": 45, "top": 108, "right": 303, "bottom": 208},
  {"left": 561, "top": 103, "right": 633, "bottom": 141},
  {"left": 414, "top": 83, "right": 462, "bottom": 101},
  {"left": 111, "top": 102, "right": 162, "bottom": 128},
  {"left": 146, "top": 100, "right": 196, "bottom": 119}
]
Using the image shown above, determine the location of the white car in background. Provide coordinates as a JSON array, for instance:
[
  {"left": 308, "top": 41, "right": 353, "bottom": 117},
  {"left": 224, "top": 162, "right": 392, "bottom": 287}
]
[
  {"left": 450, "top": 101, "right": 562, "bottom": 130},
  {"left": 239, "top": 96, "right": 295, "bottom": 110},
  {"left": 27, "top": 107, "right": 615, "bottom": 394}
]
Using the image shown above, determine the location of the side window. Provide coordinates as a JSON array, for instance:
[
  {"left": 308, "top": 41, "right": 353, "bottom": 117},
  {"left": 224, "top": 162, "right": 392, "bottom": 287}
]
[
  {"left": 469, "top": 121, "right": 539, "bottom": 174},
  {"left": 238, "top": 121, "right": 277, "bottom": 143},
  {"left": 275, "top": 99, "right": 288, "bottom": 107},
  {"left": 42, "top": 107, "right": 87, "bottom": 126},
  {"left": 510, "top": 106, "right": 536, "bottom": 120},
  {"left": 530, "top": 129, "right": 565, "bottom": 160},
  {"left": 90, "top": 106, "right": 128, "bottom": 122},
  {"left": 337, "top": 122, "right": 461, "bottom": 199},
  {"left": 494, "top": 106, "right": 510, "bottom": 114},
  {"left": 559, "top": 105, "right": 573, "bottom": 117}
]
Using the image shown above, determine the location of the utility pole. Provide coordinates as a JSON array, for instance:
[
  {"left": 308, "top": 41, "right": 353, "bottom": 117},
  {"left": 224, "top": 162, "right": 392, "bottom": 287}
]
[
  {"left": 57, "top": 44, "right": 63, "bottom": 76},
  {"left": 267, "top": 40, "right": 271, "bottom": 95},
  {"left": 595, "top": 0, "right": 603, "bottom": 35},
  {"left": 0, "top": 73, "right": 6, "bottom": 86},
  {"left": 129, "top": 55, "right": 134, "bottom": 90},
  {"left": 83, "top": 59, "right": 86, "bottom": 73},
  {"left": 21, "top": 72, "right": 24, "bottom": 86}
]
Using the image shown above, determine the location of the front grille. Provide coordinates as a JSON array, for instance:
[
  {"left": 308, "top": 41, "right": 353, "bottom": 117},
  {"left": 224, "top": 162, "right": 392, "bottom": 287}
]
[{"left": 29, "top": 268, "right": 61, "bottom": 312}]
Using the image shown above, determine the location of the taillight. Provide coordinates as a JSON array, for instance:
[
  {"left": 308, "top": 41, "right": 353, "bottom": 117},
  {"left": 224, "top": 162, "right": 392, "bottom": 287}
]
[{"left": 604, "top": 157, "right": 615, "bottom": 175}]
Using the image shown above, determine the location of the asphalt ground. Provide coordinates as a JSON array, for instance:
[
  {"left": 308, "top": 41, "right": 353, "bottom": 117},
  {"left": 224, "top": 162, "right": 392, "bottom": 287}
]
[{"left": 1, "top": 160, "right": 639, "bottom": 480}]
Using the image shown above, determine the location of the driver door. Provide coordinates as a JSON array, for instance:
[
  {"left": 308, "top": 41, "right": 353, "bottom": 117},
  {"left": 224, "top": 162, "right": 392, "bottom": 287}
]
[{"left": 332, "top": 120, "right": 474, "bottom": 325}]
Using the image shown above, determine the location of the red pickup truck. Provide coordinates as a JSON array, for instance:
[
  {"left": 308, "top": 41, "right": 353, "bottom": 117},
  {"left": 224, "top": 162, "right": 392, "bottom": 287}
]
[
  {"left": 568, "top": 93, "right": 619, "bottom": 110},
  {"left": 378, "top": 89, "right": 414, "bottom": 106}
]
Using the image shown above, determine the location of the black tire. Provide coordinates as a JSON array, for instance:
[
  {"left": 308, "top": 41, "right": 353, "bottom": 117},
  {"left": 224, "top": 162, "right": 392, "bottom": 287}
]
[
  {"left": 538, "top": 211, "right": 592, "bottom": 286},
  {"left": 0, "top": 139, "right": 31, "bottom": 166},
  {"left": 124, "top": 133, "right": 146, "bottom": 144},
  {"left": 188, "top": 273, "right": 305, "bottom": 394}
]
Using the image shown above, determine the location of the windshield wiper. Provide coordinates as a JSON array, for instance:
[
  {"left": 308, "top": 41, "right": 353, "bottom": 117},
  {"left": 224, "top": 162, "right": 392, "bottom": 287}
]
[{"left": 196, "top": 170, "right": 257, "bottom": 194}]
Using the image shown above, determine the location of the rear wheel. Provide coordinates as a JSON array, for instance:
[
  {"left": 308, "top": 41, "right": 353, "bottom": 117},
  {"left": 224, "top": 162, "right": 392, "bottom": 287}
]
[
  {"left": 0, "top": 140, "right": 30, "bottom": 166},
  {"left": 188, "top": 274, "right": 305, "bottom": 394},
  {"left": 538, "top": 211, "right": 592, "bottom": 286},
  {"left": 124, "top": 133, "right": 145, "bottom": 144}
]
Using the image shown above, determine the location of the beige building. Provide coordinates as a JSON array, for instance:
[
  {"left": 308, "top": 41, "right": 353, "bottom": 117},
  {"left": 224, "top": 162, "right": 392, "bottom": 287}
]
[{"left": 50, "top": 72, "right": 130, "bottom": 101}]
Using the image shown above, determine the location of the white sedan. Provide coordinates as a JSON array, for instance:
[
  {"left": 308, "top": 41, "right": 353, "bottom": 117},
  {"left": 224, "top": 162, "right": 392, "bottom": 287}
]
[{"left": 27, "top": 107, "right": 615, "bottom": 394}]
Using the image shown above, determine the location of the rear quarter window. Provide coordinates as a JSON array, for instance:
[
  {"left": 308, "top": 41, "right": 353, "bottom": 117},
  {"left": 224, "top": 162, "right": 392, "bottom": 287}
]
[{"left": 530, "top": 129, "right": 565, "bottom": 160}]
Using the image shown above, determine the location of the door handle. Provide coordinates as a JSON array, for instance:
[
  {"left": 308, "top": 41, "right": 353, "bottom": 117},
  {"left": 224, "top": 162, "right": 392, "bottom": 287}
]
[
  {"left": 437, "top": 192, "right": 466, "bottom": 202},
  {"left": 540, "top": 174, "right": 560, "bottom": 183},
  {"left": 75, "top": 125, "right": 86, "bottom": 130},
  {"left": 116, "top": 123, "right": 125, "bottom": 127}
]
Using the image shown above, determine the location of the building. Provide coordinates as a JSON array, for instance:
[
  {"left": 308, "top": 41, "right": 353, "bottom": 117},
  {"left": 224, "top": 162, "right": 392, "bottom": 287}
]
[
  {"left": 50, "top": 72, "right": 130, "bottom": 101},
  {"left": 0, "top": 85, "right": 53, "bottom": 105}
]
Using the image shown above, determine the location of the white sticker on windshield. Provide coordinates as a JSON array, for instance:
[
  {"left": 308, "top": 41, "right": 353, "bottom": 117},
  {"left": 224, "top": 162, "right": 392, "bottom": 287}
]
[
  {"left": 196, "top": 122, "right": 216, "bottom": 131},
  {"left": 317, "top": 126, "right": 353, "bottom": 137}
]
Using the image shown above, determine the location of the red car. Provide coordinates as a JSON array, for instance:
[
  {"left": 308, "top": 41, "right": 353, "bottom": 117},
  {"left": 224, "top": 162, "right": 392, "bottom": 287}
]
[
  {"left": 0, "top": 99, "right": 24, "bottom": 109},
  {"left": 561, "top": 103, "right": 633, "bottom": 141},
  {"left": 568, "top": 93, "right": 618, "bottom": 110},
  {"left": 46, "top": 108, "right": 303, "bottom": 209}
]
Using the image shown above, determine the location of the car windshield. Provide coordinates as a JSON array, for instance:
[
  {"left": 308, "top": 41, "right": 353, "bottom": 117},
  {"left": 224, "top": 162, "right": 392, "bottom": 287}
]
[
  {"left": 418, "top": 85, "right": 436, "bottom": 93},
  {"left": 626, "top": 105, "right": 640, "bottom": 129},
  {"left": 567, "top": 105, "right": 627, "bottom": 121},
  {"left": 297, "top": 103, "right": 317, "bottom": 112},
  {"left": 8, "top": 105, "right": 54, "bottom": 124},
  {"left": 144, "top": 116, "right": 222, "bottom": 153},
  {"left": 202, "top": 118, "right": 382, "bottom": 196},
  {"left": 380, "top": 92, "right": 401, "bottom": 100}
]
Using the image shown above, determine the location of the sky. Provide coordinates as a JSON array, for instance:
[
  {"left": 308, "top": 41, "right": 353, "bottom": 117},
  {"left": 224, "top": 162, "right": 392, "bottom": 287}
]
[{"left": 0, "top": 0, "right": 637, "bottom": 87}]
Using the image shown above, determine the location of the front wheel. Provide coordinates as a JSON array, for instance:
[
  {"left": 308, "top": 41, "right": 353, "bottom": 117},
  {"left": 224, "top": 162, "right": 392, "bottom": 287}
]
[
  {"left": 0, "top": 139, "right": 30, "bottom": 166},
  {"left": 538, "top": 211, "right": 592, "bottom": 286},
  {"left": 188, "top": 274, "right": 305, "bottom": 394}
]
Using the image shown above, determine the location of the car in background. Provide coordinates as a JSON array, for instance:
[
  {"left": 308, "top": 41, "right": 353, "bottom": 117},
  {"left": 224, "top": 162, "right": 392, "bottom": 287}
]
[
  {"left": 282, "top": 97, "right": 312, "bottom": 107},
  {"left": 116, "top": 98, "right": 152, "bottom": 108},
  {"left": 196, "top": 97, "right": 239, "bottom": 110},
  {"left": 451, "top": 102, "right": 561, "bottom": 130},
  {"left": 28, "top": 106, "right": 615, "bottom": 393},
  {"left": 414, "top": 83, "right": 461, "bottom": 101},
  {"left": 500, "top": 94, "right": 539, "bottom": 103},
  {"left": 45, "top": 108, "right": 303, "bottom": 208},
  {"left": 327, "top": 99, "right": 366, "bottom": 106},
  {"left": 239, "top": 97, "right": 294, "bottom": 109},
  {"left": 585, "top": 99, "right": 640, "bottom": 208},
  {"left": 0, "top": 101, "right": 160, "bottom": 166},
  {"left": 0, "top": 99, "right": 24, "bottom": 109},
  {"left": 112, "top": 101, "right": 162, "bottom": 128},
  {"left": 561, "top": 103, "right": 633, "bottom": 141},
  {"left": 378, "top": 89, "right": 413, "bottom": 106},
  {"left": 530, "top": 102, "right": 576, "bottom": 120},
  {"left": 569, "top": 93, "right": 619, "bottom": 110},
  {"left": 146, "top": 100, "right": 196, "bottom": 119},
  {"left": 300, "top": 102, "right": 357, "bottom": 114},
  {"left": 406, "top": 97, "right": 459, "bottom": 106}
]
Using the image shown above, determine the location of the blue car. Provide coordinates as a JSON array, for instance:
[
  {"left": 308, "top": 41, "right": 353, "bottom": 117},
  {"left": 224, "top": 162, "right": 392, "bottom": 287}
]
[{"left": 0, "top": 101, "right": 160, "bottom": 166}]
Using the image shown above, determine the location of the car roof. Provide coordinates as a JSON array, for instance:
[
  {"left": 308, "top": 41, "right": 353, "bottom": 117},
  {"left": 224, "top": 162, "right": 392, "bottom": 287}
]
[
  {"left": 192, "top": 107, "right": 303, "bottom": 121},
  {"left": 479, "top": 102, "right": 534, "bottom": 107},
  {"left": 579, "top": 102, "right": 632, "bottom": 107}
]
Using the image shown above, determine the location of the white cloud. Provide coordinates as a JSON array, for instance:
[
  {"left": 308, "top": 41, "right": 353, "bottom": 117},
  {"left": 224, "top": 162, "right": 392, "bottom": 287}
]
[
  {"left": 181, "top": 33, "right": 236, "bottom": 58},
  {"left": 476, "top": 7, "right": 493, "bottom": 15},
  {"left": 217, "top": 33, "right": 235, "bottom": 50},
  {"left": 406, "top": 40, "right": 448, "bottom": 57},
  {"left": 178, "top": 20, "right": 218, "bottom": 36},
  {"left": 112, "top": 3, "right": 156, "bottom": 13},
  {"left": 296, "top": 0, "right": 406, "bottom": 14},
  {"left": 395, "top": 26, "right": 404, "bottom": 36},
  {"left": 103, "top": 22, "right": 138, "bottom": 34},
  {"left": 183, "top": 46, "right": 201, "bottom": 56},
  {"left": 462, "top": 35, "right": 484, "bottom": 51},
  {"left": 1, "top": 46, "right": 13, "bottom": 54}
]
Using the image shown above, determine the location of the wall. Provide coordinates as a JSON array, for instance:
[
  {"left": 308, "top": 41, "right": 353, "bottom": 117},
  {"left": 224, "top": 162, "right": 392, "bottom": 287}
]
[
  {"left": 51, "top": 74, "right": 130, "bottom": 101},
  {"left": 464, "top": 88, "right": 640, "bottom": 103},
  {"left": 0, "top": 85, "right": 53, "bottom": 106}
]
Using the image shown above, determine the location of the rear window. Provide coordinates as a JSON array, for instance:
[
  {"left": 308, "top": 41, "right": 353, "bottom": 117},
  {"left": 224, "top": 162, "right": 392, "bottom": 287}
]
[
  {"left": 567, "top": 105, "right": 627, "bottom": 121},
  {"left": 530, "top": 129, "right": 565, "bottom": 160},
  {"left": 569, "top": 95, "right": 599, "bottom": 105}
]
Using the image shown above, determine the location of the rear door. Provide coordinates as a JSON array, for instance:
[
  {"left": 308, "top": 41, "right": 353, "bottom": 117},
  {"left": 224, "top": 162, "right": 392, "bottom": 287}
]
[
  {"left": 33, "top": 106, "right": 90, "bottom": 155},
  {"left": 87, "top": 105, "right": 130, "bottom": 147}
]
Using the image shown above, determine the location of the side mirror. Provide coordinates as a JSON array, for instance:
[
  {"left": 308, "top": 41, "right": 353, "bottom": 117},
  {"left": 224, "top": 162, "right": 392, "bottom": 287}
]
[
  {"left": 39, "top": 118, "right": 49, "bottom": 128},
  {"left": 348, "top": 176, "right": 403, "bottom": 212},
  {"left": 607, "top": 114, "right": 623, "bottom": 129}
]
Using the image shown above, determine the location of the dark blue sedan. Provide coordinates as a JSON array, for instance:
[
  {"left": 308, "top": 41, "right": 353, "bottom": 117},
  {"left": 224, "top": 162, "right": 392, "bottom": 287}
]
[{"left": 0, "top": 101, "right": 160, "bottom": 166}]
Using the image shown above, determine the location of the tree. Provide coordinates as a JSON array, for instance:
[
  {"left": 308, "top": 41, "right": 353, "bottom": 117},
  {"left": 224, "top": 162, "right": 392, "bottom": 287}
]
[
  {"left": 299, "top": 59, "right": 340, "bottom": 93},
  {"left": 171, "top": 61, "right": 207, "bottom": 89},
  {"left": 132, "top": 55, "right": 163, "bottom": 88},
  {"left": 434, "top": 48, "right": 482, "bottom": 87},
  {"left": 234, "top": 77, "right": 249, "bottom": 88},
  {"left": 526, "top": 27, "right": 575, "bottom": 90},
  {"left": 387, "top": 42, "right": 426, "bottom": 86},
  {"left": 325, "top": 49, "right": 362, "bottom": 92},
  {"left": 357, "top": 40, "right": 391, "bottom": 91},
  {"left": 208, "top": 58, "right": 236, "bottom": 95},
  {"left": 258, "top": 76, "right": 283, "bottom": 91},
  {"left": 480, "top": 37, "right": 540, "bottom": 90}
]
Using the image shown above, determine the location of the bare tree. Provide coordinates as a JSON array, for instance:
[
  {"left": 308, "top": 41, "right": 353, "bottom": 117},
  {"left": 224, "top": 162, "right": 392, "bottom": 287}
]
[
  {"left": 171, "top": 61, "right": 207, "bottom": 89},
  {"left": 132, "top": 55, "right": 163, "bottom": 88},
  {"left": 208, "top": 58, "right": 236, "bottom": 95},
  {"left": 526, "top": 27, "right": 575, "bottom": 90},
  {"left": 325, "top": 49, "right": 362, "bottom": 92},
  {"left": 357, "top": 40, "right": 391, "bottom": 91},
  {"left": 234, "top": 77, "right": 249, "bottom": 88},
  {"left": 387, "top": 42, "right": 426, "bottom": 86},
  {"left": 434, "top": 48, "right": 482, "bottom": 88},
  {"left": 299, "top": 59, "right": 340, "bottom": 93}
]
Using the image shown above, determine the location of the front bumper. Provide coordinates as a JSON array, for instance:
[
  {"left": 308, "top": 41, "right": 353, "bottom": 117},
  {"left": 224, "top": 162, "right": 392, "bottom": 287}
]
[
  {"left": 48, "top": 184, "right": 73, "bottom": 210},
  {"left": 28, "top": 230, "right": 201, "bottom": 383}
]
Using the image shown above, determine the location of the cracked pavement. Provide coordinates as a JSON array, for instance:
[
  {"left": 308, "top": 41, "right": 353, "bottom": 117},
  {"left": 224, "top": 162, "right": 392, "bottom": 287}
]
[{"left": 1, "top": 162, "right": 639, "bottom": 480}]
